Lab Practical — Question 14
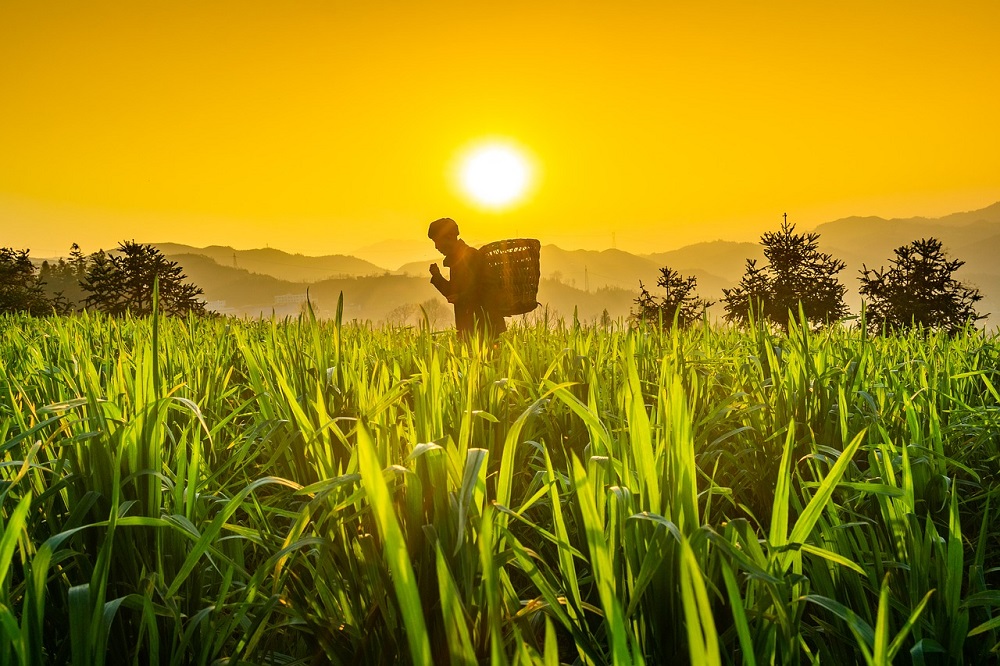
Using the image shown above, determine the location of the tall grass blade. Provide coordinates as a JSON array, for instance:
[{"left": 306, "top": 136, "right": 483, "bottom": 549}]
[
  {"left": 679, "top": 537, "right": 721, "bottom": 666},
  {"left": 357, "top": 422, "right": 432, "bottom": 664},
  {"left": 436, "top": 545, "right": 477, "bottom": 665},
  {"left": 571, "top": 455, "right": 634, "bottom": 665}
]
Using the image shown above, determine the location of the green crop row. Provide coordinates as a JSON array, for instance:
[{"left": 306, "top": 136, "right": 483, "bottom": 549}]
[{"left": 1, "top": 305, "right": 998, "bottom": 664}]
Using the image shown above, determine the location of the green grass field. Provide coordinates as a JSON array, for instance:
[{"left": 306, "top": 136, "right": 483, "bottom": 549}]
[{"left": 1, "top": 307, "right": 999, "bottom": 664}]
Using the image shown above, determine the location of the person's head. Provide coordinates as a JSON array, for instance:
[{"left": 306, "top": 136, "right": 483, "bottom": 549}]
[{"left": 428, "top": 217, "right": 460, "bottom": 255}]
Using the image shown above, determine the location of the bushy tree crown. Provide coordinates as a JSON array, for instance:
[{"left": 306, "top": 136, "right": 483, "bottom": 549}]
[
  {"left": 723, "top": 220, "right": 848, "bottom": 329},
  {"left": 632, "top": 266, "right": 714, "bottom": 329},
  {"left": 0, "top": 248, "right": 54, "bottom": 315},
  {"left": 858, "top": 237, "right": 984, "bottom": 334},
  {"left": 82, "top": 241, "right": 206, "bottom": 316}
]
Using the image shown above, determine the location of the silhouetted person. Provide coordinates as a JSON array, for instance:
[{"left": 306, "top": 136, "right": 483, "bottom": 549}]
[{"left": 428, "top": 218, "right": 506, "bottom": 339}]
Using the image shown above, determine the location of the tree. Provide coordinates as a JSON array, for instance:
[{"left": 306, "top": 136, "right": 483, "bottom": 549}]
[
  {"left": 418, "top": 298, "right": 449, "bottom": 329},
  {"left": 632, "top": 266, "right": 714, "bottom": 329},
  {"left": 858, "top": 237, "right": 984, "bottom": 334},
  {"left": 38, "top": 243, "right": 90, "bottom": 312},
  {"left": 722, "top": 219, "right": 848, "bottom": 329},
  {"left": 0, "top": 247, "right": 56, "bottom": 315},
  {"left": 384, "top": 302, "right": 418, "bottom": 326},
  {"left": 82, "top": 241, "right": 206, "bottom": 316}
]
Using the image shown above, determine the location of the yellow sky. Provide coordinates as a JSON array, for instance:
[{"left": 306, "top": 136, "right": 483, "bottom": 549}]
[{"left": 2, "top": 1, "right": 999, "bottom": 259}]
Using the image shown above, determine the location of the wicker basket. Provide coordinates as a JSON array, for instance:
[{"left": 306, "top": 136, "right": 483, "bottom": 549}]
[{"left": 480, "top": 238, "right": 541, "bottom": 316}]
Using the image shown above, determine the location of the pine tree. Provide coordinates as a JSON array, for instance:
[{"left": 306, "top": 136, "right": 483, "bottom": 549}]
[
  {"left": 82, "top": 241, "right": 206, "bottom": 316},
  {"left": 632, "top": 266, "right": 714, "bottom": 329},
  {"left": 723, "top": 218, "right": 848, "bottom": 329},
  {"left": 0, "top": 247, "right": 53, "bottom": 315},
  {"left": 38, "top": 243, "right": 90, "bottom": 311},
  {"left": 858, "top": 237, "right": 984, "bottom": 334}
]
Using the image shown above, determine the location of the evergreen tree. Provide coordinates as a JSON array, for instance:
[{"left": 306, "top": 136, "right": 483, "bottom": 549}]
[
  {"left": 38, "top": 243, "right": 90, "bottom": 311},
  {"left": 0, "top": 247, "right": 54, "bottom": 315},
  {"left": 723, "top": 219, "right": 848, "bottom": 329},
  {"left": 82, "top": 241, "right": 207, "bottom": 316},
  {"left": 858, "top": 237, "right": 984, "bottom": 334},
  {"left": 632, "top": 266, "right": 714, "bottom": 329}
]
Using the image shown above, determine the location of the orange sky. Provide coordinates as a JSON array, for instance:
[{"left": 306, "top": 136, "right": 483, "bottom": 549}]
[{"left": 2, "top": 1, "right": 999, "bottom": 260}]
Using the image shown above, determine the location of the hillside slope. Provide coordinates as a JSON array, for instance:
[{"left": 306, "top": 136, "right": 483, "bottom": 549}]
[
  {"left": 155, "top": 202, "right": 1000, "bottom": 328},
  {"left": 155, "top": 243, "right": 387, "bottom": 281}
]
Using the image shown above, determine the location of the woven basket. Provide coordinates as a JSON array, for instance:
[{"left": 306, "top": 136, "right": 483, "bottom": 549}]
[{"left": 480, "top": 238, "right": 541, "bottom": 316}]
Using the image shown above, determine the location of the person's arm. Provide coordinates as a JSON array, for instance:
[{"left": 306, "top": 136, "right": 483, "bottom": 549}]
[{"left": 430, "top": 263, "right": 451, "bottom": 297}]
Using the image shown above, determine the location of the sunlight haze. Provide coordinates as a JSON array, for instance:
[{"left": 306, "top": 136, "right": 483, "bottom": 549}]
[
  {"left": 2, "top": 1, "right": 999, "bottom": 260},
  {"left": 457, "top": 141, "right": 534, "bottom": 210}
]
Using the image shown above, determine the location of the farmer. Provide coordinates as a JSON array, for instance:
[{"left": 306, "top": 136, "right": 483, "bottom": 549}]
[{"left": 428, "top": 217, "right": 506, "bottom": 339}]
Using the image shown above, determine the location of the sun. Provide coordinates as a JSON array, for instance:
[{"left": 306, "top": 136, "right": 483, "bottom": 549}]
[{"left": 457, "top": 141, "right": 533, "bottom": 209}]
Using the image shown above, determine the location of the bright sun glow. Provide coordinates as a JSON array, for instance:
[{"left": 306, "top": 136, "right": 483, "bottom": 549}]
[{"left": 458, "top": 142, "right": 532, "bottom": 209}]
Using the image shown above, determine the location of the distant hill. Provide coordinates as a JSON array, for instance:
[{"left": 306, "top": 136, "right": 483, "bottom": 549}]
[
  {"left": 954, "top": 233, "right": 1000, "bottom": 276},
  {"left": 148, "top": 202, "right": 1000, "bottom": 328},
  {"left": 169, "top": 253, "right": 309, "bottom": 309},
  {"left": 396, "top": 259, "right": 438, "bottom": 277},
  {"left": 812, "top": 203, "right": 1000, "bottom": 271},
  {"left": 532, "top": 279, "right": 637, "bottom": 322},
  {"left": 154, "top": 243, "right": 388, "bottom": 282},
  {"left": 645, "top": 240, "right": 765, "bottom": 285},
  {"left": 538, "top": 246, "right": 660, "bottom": 291},
  {"left": 161, "top": 252, "right": 635, "bottom": 324},
  {"left": 921, "top": 201, "right": 1000, "bottom": 227},
  {"left": 351, "top": 239, "right": 431, "bottom": 272},
  {"left": 801, "top": 204, "right": 1000, "bottom": 321}
]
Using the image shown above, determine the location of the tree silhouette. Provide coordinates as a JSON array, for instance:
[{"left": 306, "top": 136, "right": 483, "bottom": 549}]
[
  {"left": 82, "top": 241, "right": 206, "bottom": 316},
  {"left": 723, "top": 219, "right": 848, "bottom": 329},
  {"left": 858, "top": 237, "right": 984, "bottom": 334},
  {"left": 632, "top": 266, "right": 714, "bottom": 329},
  {"left": 38, "top": 243, "right": 90, "bottom": 312},
  {"left": 419, "top": 298, "right": 449, "bottom": 328},
  {"left": 0, "top": 247, "right": 57, "bottom": 315},
  {"left": 384, "top": 302, "right": 419, "bottom": 326}
]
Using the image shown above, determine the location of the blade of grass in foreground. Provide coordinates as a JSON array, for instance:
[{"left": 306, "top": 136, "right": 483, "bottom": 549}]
[
  {"left": 945, "top": 477, "right": 968, "bottom": 656},
  {"left": 455, "top": 448, "right": 488, "bottom": 555},
  {"left": 787, "top": 429, "right": 866, "bottom": 547},
  {"left": 358, "top": 422, "right": 432, "bottom": 664},
  {"left": 477, "top": 505, "right": 510, "bottom": 666},
  {"left": 165, "top": 476, "right": 301, "bottom": 599},
  {"left": 679, "top": 536, "right": 721, "bottom": 666},
  {"left": 436, "top": 545, "right": 477, "bottom": 665},
  {"left": 879, "top": 574, "right": 934, "bottom": 664},
  {"left": 571, "top": 455, "right": 635, "bottom": 666},
  {"left": 68, "top": 584, "right": 94, "bottom": 666},
  {"left": 720, "top": 561, "right": 757, "bottom": 666},
  {"left": 802, "top": 593, "right": 875, "bottom": 653},
  {"left": 0, "top": 494, "right": 31, "bottom": 663},
  {"left": 768, "top": 421, "right": 796, "bottom": 550},
  {"left": 0, "top": 494, "right": 31, "bottom": 591}
]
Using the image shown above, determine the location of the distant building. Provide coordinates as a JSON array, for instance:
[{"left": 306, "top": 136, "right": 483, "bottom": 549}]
[
  {"left": 274, "top": 293, "right": 307, "bottom": 305},
  {"left": 206, "top": 300, "right": 236, "bottom": 315}
]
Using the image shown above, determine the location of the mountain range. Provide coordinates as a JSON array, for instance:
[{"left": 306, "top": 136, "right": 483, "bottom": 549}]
[{"left": 151, "top": 202, "right": 1000, "bottom": 327}]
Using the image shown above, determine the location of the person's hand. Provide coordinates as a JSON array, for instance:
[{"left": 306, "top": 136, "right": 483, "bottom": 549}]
[{"left": 429, "top": 263, "right": 441, "bottom": 278}]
